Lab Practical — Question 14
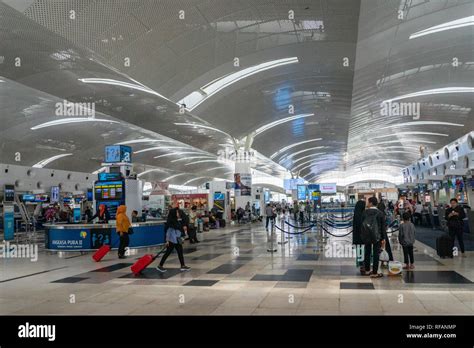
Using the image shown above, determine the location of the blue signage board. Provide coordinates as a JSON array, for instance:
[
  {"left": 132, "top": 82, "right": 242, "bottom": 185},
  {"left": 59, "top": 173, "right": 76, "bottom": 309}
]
[
  {"left": 105, "top": 145, "right": 132, "bottom": 163},
  {"left": 3, "top": 205, "right": 14, "bottom": 240},
  {"left": 98, "top": 172, "right": 123, "bottom": 181},
  {"left": 308, "top": 184, "right": 320, "bottom": 191},
  {"left": 22, "top": 194, "right": 36, "bottom": 202},
  {"left": 284, "top": 178, "right": 305, "bottom": 190},
  {"left": 46, "top": 228, "right": 92, "bottom": 250},
  {"left": 214, "top": 193, "right": 225, "bottom": 200}
]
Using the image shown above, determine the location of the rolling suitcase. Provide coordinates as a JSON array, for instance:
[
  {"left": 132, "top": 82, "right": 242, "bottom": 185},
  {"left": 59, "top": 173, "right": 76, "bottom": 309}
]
[
  {"left": 436, "top": 234, "right": 454, "bottom": 258},
  {"left": 92, "top": 245, "right": 111, "bottom": 262},
  {"left": 219, "top": 219, "right": 226, "bottom": 228},
  {"left": 131, "top": 247, "right": 167, "bottom": 275}
]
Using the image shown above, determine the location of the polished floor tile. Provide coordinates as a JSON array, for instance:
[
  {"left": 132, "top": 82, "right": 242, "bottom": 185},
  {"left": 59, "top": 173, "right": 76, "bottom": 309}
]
[
  {"left": 90, "top": 263, "right": 133, "bottom": 272},
  {"left": 340, "top": 282, "right": 375, "bottom": 290},
  {"left": 183, "top": 279, "right": 219, "bottom": 287},
  {"left": 51, "top": 277, "right": 88, "bottom": 283},
  {"left": 3, "top": 222, "right": 474, "bottom": 315},
  {"left": 207, "top": 263, "right": 245, "bottom": 274},
  {"left": 403, "top": 271, "right": 473, "bottom": 284}
]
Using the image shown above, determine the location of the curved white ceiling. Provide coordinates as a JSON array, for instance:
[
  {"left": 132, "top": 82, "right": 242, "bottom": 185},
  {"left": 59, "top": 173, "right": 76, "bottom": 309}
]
[{"left": 0, "top": 0, "right": 472, "bottom": 186}]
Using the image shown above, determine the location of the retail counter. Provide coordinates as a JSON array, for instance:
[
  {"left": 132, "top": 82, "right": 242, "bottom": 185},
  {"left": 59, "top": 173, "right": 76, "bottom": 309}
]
[{"left": 44, "top": 221, "right": 166, "bottom": 251}]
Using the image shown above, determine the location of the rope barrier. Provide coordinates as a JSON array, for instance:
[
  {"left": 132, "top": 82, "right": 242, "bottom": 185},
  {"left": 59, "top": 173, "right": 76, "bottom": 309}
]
[
  {"left": 284, "top": 220, "right": 316, "bottom": 229},
  {"left": 274, "top": 224, "right": 314, "bottom": 235},
  {"left": 320, "top": 225, "right": 353, "bottom": 237},
  {"left": 323, "top": 220, "right": 353, "bottom": 229}
]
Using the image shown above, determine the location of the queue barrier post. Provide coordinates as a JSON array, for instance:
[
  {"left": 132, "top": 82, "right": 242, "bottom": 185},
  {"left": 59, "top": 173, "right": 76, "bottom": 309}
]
[{"left": 267, "top": 220, "right": 277, "bottom": 253}]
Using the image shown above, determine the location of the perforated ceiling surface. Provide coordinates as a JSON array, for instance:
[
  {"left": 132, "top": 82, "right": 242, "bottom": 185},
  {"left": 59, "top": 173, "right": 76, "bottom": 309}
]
[{"left": 0, "top": 0, "right": 473, "bottom": 185}]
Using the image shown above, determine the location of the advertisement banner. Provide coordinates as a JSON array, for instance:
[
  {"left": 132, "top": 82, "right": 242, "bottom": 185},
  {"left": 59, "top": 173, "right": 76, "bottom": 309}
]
[
  {"left": 150, "top": 182, "right": 170, "bottom": 195},
  {"left": 297, "top": 185, "right": 307, "bottom": 200},
  {"left": 320, "top": 183, "right": 337, "bottom": 194},
  {"left": 3, "top": 205, "right": 14, "bottom": 241},
  {"left": 234, "top": 173, "right": 251, "bottom": 196}
]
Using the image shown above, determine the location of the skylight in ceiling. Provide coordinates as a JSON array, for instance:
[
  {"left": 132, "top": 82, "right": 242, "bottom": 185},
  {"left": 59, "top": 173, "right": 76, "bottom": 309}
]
[{"left": 178, "top": 57, "right": 299, "bottom": 111}]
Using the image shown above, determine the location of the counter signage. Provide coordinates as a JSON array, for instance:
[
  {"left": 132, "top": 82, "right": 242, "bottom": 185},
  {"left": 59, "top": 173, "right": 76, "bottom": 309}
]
[
  {"left": 48, "top": 229, "right": 91, "bottom": 250},
  {"left": 91, "top": 228, "right": 111, "bottom": 249}
]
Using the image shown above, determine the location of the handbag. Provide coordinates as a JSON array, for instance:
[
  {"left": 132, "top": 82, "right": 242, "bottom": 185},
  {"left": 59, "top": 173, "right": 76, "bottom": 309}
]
[
  {"left": 127, "top": 227, "right": 134, "bottom": 235},
  {"left": 379, "top": 249, "right": 389, "bottom": 262}
]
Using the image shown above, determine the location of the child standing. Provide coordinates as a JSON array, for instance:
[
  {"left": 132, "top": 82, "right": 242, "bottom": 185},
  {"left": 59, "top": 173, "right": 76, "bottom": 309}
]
[{"left": 398, "top": 212, "right": 416, "bottom": 270}]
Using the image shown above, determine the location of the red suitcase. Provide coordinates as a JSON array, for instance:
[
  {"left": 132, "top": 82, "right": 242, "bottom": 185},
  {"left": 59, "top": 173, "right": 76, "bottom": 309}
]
[
  {"left": 131, "top": 247, "right": 167, "bottom": 275},
  {"left": 92, "top": 245, "right": 111, "bottom": 262}
]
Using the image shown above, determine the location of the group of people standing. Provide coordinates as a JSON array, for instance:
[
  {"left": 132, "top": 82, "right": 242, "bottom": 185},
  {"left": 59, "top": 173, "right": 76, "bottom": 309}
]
[
  {"left": 353, "top": 197, "right": 419, "bottom": 277},
  {"left": 353, "top": 196, "right": 468, "bottom": 277}
]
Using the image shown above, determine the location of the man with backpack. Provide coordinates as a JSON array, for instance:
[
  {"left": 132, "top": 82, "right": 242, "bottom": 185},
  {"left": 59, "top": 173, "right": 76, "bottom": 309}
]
[{"left": 361, "top": 197, "right": 387, "bottom": 278}]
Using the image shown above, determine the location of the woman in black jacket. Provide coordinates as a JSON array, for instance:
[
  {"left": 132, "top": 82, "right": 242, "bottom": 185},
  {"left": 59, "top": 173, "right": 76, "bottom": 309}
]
[{"left": 352, "top": 200, "right": 366, "bottom": 271}]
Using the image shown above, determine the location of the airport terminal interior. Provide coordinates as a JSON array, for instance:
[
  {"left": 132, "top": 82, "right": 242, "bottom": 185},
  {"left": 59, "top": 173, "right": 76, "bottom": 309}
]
[{"left": 0, "top": 0, "right": 474, "bottom": 316}]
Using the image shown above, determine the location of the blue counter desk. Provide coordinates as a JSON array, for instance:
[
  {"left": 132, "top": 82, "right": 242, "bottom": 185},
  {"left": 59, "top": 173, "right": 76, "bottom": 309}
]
[{"left": 44, "top": 221, "right": 165, "bottom": 251}]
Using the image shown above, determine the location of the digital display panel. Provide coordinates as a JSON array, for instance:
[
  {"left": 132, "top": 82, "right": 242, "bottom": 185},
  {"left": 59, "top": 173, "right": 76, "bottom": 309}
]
[
  {"left": 284, "top": 178, "right": 305, "bottom": 190},
  {"left": 105, "top": 145, "right": 121, "bottom": 163},
  {"left": 4, "top": 185, "right": 15, "bottom": 202},
  {"left": 94, "top": 181, "right": 124, "bottom": 201},
  {"left": 87, "top": 189, "right": 93, "bottom": 202},
  {"left": 297, "top": 185, "right": 307, "bottom": 200},
  {"left": 98, "top": 172, "right": 122, "bottom": 181},
  {"left": 51, "top": 186, "right": 60, "bottom": 203},
  {"left": 22, "top": 194, "right": 36, "bottom": 202}
]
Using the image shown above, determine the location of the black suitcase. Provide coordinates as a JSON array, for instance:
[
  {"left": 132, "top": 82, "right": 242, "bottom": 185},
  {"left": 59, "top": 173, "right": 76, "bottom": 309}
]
[
  {"left": 436, "top": 234, "right": 454, "bottom": 258},
  {"left": 219, "top": 219, "right": 226, "bottom": 228}
]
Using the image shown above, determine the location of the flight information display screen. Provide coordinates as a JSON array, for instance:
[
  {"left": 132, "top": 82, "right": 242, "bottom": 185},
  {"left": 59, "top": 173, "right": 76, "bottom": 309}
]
[
  {"left": 4, "top": 185, "right": 15, "bottom": 202},
  {"left": 94, "top": 181, "right": 124, "bottom": 201}
]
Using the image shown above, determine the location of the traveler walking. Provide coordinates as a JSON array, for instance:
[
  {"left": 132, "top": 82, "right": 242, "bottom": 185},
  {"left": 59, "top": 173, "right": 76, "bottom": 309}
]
[{"left": 157, "top": 206, "right": 191, "bottom": 272}]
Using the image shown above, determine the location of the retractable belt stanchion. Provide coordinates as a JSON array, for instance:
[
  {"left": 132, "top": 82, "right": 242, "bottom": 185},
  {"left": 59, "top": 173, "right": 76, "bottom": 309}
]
[
  {"left": 267, "top": 219, "right": 277, "bottom": 253},
  {"left": 278, "top": 216, "right": 288, "bottom": 245}
]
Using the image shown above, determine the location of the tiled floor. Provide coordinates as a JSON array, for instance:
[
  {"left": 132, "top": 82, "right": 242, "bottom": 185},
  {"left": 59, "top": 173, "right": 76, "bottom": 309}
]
[{"left": 1, "top": 217, "right": 474, "bottom": 315}]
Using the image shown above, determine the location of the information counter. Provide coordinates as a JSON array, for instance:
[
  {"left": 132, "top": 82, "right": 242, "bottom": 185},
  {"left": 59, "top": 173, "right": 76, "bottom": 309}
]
[{"left": 44, "top": 221, "right": 165, "bottom": 251}]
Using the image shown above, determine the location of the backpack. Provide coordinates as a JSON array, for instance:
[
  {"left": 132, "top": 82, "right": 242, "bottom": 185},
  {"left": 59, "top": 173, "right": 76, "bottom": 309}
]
[{"left": 361, "top": 212, "right": 379, "bottom": 244}]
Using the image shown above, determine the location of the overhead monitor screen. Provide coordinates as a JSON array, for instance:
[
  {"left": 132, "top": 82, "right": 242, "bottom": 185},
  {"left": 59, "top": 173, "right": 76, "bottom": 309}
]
[
  {"left": 4, "top": 185, "right": 15, "bottom": 202},
  {"left": 284, "top": 178, "right": 305, "bottom": 190},
  {"left": 51, "top": 186, "right": 60, "bottom": 203}
]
